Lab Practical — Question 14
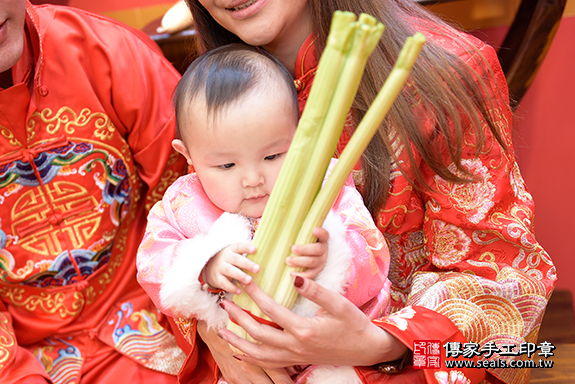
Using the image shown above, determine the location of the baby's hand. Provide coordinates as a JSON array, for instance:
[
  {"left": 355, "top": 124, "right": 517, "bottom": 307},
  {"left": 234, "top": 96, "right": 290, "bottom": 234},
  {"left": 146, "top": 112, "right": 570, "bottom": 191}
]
[
  {"left": 203, "top": 243, "right": 259, "bottom": 295},
  {"left": 286, "top": 227, "right": 329, "bottom": 280}
]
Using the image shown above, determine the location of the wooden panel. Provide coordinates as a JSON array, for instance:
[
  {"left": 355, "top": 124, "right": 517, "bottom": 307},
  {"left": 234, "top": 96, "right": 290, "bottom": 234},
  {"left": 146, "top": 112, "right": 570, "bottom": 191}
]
[
  {"left": 538, "top": 290, "right": 575, "bottom": 344},
  {"left": 103, "top": 4, "right": 174, "bottom": 30},
  {"left": 424, "top": 0, "right": 522, "bottom": 29},
  {"left": 530, "top": 343, "right": 575, "bottom": 383},
  {"left": 498, "top": 0, "right": 567, "bottom": 108}
]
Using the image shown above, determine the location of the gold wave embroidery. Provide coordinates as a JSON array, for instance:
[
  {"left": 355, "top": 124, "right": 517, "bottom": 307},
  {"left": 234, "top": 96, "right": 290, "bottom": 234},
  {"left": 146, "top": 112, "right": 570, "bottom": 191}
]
[
  {"left": 408, "top": 267, "right": 548, "bottom": 347},
  {"left": 0, "top": 288, "right": 85, "bottom": 317},
  {"left": 27, "top": 107, "right": 115, "bottom": 142},
  {"left": 0, "top": 312, "right": 15, "bottom": 369},
  {"left": 0, "top": 126, "right": 22, "bottom": 147}
]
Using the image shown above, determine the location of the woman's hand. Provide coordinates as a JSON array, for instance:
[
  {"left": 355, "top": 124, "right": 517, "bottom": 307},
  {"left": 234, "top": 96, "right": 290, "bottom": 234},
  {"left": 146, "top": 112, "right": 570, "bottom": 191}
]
[
  {"left": 218, "top": 277, "right": 407, "bottom": 369},
  {"left": 197, "top": 320, "right": 293, "bottom": 384}
]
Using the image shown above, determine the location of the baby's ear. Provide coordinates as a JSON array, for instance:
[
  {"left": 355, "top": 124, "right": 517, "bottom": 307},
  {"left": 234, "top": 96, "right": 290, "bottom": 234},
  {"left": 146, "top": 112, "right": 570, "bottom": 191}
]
[{"left": 172, "top": 139, "right": 193, "bottom": 165}]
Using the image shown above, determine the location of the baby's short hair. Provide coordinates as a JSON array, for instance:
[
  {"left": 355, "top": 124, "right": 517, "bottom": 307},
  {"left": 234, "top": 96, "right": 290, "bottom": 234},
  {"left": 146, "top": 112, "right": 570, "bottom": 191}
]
[{"left": 174, "top": 43, "right": 299, "bottom": 139}]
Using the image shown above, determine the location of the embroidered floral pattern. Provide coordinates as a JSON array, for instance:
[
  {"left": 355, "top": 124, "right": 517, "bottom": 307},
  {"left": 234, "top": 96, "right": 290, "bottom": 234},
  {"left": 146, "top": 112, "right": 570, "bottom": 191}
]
[
  {"left": 430, "top": 221, "right": 471, "bottom": 268},
  {"left": 509, "top": 162, "right": 533, "bottom": 203},
  {"left": 434, "top": 159, "right": 495, "bottom": 224},
  {"left": 435, "top": 370, "right": 471, "bottom": 384},
  {"left": 379, "top": 306, "right": 416, "bottom": 331}
]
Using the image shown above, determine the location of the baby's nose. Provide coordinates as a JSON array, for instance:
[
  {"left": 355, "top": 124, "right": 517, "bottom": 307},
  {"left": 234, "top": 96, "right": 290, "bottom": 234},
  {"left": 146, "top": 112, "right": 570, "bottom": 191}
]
[{"left": 242, "top": 169, "right": 264, "bottom": 187}]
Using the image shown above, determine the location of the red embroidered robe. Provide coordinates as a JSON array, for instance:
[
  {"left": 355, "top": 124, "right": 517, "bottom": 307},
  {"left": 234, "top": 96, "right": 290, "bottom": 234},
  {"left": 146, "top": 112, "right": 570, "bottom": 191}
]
[
  {"left": 291, "top": 22, "right": 554, "bottom": 384},
  {"left": 0, "top": 3, "right": 187, "bottom": 383}
]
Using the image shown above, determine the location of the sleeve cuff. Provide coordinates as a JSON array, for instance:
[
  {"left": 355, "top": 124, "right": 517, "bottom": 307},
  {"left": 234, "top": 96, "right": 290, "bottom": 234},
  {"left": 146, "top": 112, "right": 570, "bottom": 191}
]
[
  {"left": 371, "top": 306, "right": 486, "bottom": 383},
  {"left": 292, "top": 211, "right": 353, "bottom": 317},
  {"left": 160, "top": 212, "right": 251, "bottom": 329}
]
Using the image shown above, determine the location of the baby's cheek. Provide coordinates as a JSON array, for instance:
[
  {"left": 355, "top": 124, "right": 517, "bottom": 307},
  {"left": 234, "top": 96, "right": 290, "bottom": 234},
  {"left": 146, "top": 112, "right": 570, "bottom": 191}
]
[{"left": 212, "top": 188, "right": 242, "bottom": 213}]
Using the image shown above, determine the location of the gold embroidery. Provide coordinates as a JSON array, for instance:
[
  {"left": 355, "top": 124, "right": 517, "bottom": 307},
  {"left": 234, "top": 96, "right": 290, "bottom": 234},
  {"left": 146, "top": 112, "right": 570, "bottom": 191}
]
[
  {"left": 26, "top": 120, "right": 36, "bottom": 142},
  {"left": 385, "top": 231, "right": 427, "bottom": 293},
  {"left": 27, "top": 107, "right": 115, "bottom": 142},
  {"left": 509, "top": 162, "right": 533, "bottom": 203},
  {"left": 0, "top": 312, "right": 15, "bottom": 369},
  {"left": 34, "top": 345, "right": 55, "bottom": 372},
  {"left": 120, "top": 141, "right": 134, "bottom": 168},
  {"left": 0, "top": 126, "right": 22, "bottom": 147},
  {"left": 64, "top": 138, "right": 137, "bottom": 297},
  {"left": 409, "top": 267, "right": 549, "bottom": 363},
  {"left": 473, "top": 295, "right": 524, "bottom": 336},
  {"left": 97, "top": 272, "right": 113, "bottom": 291},
  {"left": 166, "top": 149, "right": 181, "bottom": 167},
  {"left": 0, "top": 288, "right": 85, "bottom": 317},
  {"left": 442, "top": 273, "right": 484, "bottom": 299},
  {"left": 466, "top": 252, "right": 500, "bottom": 276},
  {"left": 0, "top": 116, "right": 140, "bottom": 306},
  {"left": 146, "top": 168, "right": 182, "bottom": 211},
  {"left": 12, "top": 181, "right": 100, "bottom": 257},
  {"left": 84, "top": 286, "right": 97, "bottom": 305},
  {"left": 490, "top": 205, "right": 536, "bottom": 246},
  {"left": 131, "top": 309, "right": 163, "bottom": 335},
  {"left": 438, "top": 298, "right": 492, "bottom": 340},
  {"left": 145, "top": 151, "right": 182, "bottom": 211},
  {"left": 387, "top": 125, "right": 405, "bottom": 160},
  {"left": 497, "top": 267, "right": 547, "bottom": 296},
  {"left": 434, "top": 159, "right": 495, "bottom": 224},
  {"left": 174, "top": 317, "right": 196, "bottom": 346},
  {"left": 0, "top": 259, "right": 35, "bottom": 281},
  {"left": 144, "top": 334, "right": 186, "bottom": 375},
  {"left": 493, "top": 106, "right": 512, "bottom": 148},
  {"left": 97, "top": 219, "right": 130, "bottom": 295},
  {"left": 387, "top": 126, "right": 407, "bottom": 181},
  {"left": 431, "top": 221, "right": 471, "bottom": 267}
]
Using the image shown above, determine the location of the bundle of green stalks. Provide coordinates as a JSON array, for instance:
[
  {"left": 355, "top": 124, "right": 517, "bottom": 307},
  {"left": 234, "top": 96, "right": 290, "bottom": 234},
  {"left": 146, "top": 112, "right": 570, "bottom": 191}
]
[{"left": 230, "top": 10, "right": 425, "bottom": 333}]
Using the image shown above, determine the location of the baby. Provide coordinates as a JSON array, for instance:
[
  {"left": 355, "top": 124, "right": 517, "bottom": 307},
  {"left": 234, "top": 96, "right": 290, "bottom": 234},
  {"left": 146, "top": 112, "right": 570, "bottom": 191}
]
[
  {"left": 137, "top": 43, "right": 391, "bottom": 383},
  {"left": 170, "top": 43, "right": 329, "bottom": 296}
]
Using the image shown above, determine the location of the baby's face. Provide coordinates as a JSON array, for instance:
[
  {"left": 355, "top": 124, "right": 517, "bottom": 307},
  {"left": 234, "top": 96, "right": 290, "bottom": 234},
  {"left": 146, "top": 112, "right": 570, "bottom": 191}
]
[{"left": 177, "top": 87, "right": 296, "bottom": 218}]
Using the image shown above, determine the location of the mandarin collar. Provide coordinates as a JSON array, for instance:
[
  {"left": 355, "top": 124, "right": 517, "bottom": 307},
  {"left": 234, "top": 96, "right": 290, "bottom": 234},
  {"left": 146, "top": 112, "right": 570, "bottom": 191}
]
[
  {"left": 293, "top": 34, "right": 317, "bottom": 92},
  {"left": 10, "top": 2, "right": 46, "bottom": 95}
]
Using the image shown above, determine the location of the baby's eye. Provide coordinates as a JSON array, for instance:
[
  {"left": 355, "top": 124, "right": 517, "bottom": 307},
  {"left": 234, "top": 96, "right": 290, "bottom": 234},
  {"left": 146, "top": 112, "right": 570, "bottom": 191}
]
[
  {"left": 265, "top": 153, "right": 282, "bottom": 161},
  {"left": 218, "top": 163, "right": 235, "bottom": 169}
]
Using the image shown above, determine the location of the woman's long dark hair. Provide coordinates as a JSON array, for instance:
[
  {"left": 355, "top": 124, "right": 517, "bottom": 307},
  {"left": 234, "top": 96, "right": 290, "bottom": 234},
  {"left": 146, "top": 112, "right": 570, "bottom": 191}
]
[{"left": 186, "top": 0, "right": 509, "bottom": 217}]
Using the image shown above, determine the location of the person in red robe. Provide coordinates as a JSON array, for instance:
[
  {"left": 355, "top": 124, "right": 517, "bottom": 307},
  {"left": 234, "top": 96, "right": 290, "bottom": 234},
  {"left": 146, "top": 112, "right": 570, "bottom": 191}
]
[
  {"left": 181, "top": 0, "right": 556, "bottom": 383},
  {"left": 0, "top": 1, "right": 188, "bottom": 382}
]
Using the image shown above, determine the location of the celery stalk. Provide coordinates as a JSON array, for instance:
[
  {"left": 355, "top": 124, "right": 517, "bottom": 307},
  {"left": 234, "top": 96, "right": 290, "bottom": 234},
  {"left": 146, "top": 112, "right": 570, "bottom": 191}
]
[
  {"left": 274, "top": 33, "right": 426, "bottom": 309},
  {"left": 232, "top": 10, "right": 358, "bottom": 315}
]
